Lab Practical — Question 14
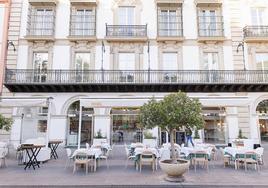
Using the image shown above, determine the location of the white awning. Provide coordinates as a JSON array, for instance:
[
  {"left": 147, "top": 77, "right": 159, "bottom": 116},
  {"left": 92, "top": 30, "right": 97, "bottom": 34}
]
[
  {"left": 0, "top": 97, "right": 50, "bottom": 107},
  {"left": 80, "top": 96, "right": 250, "bottom": 108}
]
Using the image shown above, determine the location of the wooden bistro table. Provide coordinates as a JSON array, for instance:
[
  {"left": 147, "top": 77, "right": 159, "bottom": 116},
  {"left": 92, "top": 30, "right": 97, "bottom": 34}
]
[
  {"left": 49, "top": 140, "right": 63, "bottom": 159},
  {"left": 20, "top": 144, "right": 45, "bottom": 170}
]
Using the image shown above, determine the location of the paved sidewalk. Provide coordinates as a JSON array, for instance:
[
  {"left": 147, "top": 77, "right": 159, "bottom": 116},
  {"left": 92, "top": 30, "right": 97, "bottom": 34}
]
[{"left": 0, "top": 144, "right": 268, "bottom": 187}]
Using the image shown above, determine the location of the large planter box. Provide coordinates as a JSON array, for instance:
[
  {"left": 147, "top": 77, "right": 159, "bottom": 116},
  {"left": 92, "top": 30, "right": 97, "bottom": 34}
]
[
  {"left": 143, "top": 138, "right": 157, "bottom": 148},
  {"left": 93, "top": 138, "right": 107, "bottom": 145}
]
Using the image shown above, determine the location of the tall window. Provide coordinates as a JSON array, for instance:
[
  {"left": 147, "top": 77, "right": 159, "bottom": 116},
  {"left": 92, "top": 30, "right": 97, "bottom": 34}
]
[
  {"left": 256, "top": 53, "right": 268, "bottom": 70},
  {"left": 158, "top": 8, "right": 182, "bottom": 36},
  {"left": 203, "top": 52, "right": 219, "bottom": 82},
  {"left": 33, "top": 52, "right": 48, "bottom": 82},
  {"left": 198, "top": 9, "right": 222, "bottom": 37},
  {"left": 118, "top": 7, "right": 134, "bottom": 25},
  {"left": 70, "top": 8, "right": 96, "bottom": 36},
  {"left": 28, "top": 8, "right": 55, "bottom": 36},
  {"left": 75, "top": 53, "right": 91, "bottom": 82},
  {"left": 163, "top": 53, "right": 178, "bottom": 82},
  {"left": 251, "top": 8, "right": 265, "bottom": 26},
  {"left": 118, "top": 53, "right": 135, "bottom": 82}
]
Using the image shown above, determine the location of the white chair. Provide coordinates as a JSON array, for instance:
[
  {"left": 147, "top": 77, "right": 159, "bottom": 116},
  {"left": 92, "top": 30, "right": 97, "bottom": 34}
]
[
  {"left": 125, "top": 145, "right": 135, "bottom": 168},
  {"left": 0, "top": 149, "right": 7, "bottom": 168},
  {"left": 13, "top": 143, "right": 23, "bottom": 164},
  {"left": 255, "top": 147, "right": 264, "bottom": 165},
  {"left": 139, "top": 151, "right": 156, "bottom": 172},
  {"left": 65, "top": 148, "right": 73, "bottom": 169},
  {"left": 99, "top": 148, "right": 110, "bottom": 169},
  {"left": 220, "top": 148, "right": 231, "bottom": 168},
  {"left": 86, "top": 143, "right": 90, "bottom": 150},
  {"left": 244, "top": 152, "right": 259, "bottom": 171},
  {"left": 160, "top": 148, "right": 170, "bottom": 161},
  {"left": 73, "top": 152, "right": 93, "bottom": 175}
]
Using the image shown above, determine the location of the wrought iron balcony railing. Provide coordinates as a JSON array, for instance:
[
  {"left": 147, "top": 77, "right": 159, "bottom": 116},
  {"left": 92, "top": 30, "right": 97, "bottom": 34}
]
[
  {"left": 244, "top": 26, "right": 268, "bottom": 38},
  {"left": 198, "top": 16, "right": 224, "bottom": 37},
  {"left": 106, "top": 24, "right": 147, "bottom": 37},
  {"left": 69, "top": 14, "right": 96, "bottom": 36},
  {"left": 5, "top": 69, "right": 268, "bottom": 85}
]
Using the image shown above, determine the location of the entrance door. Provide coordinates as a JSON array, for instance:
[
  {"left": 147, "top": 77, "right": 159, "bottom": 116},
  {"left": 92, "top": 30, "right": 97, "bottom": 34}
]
[
  {"left": 33, "top": 52, "right": 48, "bottom": 82},
  {"left": 111, "top": 108, "right": 141, "bottom": 144},
  {"left": 67, "top": 101, "right": 94, "bottom": 146}
]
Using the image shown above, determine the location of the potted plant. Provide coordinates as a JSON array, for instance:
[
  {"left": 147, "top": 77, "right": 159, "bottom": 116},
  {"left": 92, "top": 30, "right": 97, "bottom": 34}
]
[
  {"left": 93, "top": 129, "right": 107, "bottom": 145},
  {"left": 143, "top": 130, "right": 157, "bottom": 148},
  {"left": 233, "top": 129, "right": 248, "bottom": 147},
  {"left": 0, "top": 114, "right": 13, "bottom": 131},
  {"left": 140, "top": 92, "right": 203, "bottom": 182}
]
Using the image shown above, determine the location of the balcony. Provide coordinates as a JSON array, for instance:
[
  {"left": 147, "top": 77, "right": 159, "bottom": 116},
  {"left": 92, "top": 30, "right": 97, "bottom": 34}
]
[
  {"left": 25, "top": 14, "right": 55, "bottom": 41},
  {"left": 4, "top": 69, "right": 268, "bottom": 93},
  {"left": 197, "top": 16, "right": 225, "bottom": 42},
  {"left": 68, "top": 14, "right": 96, "bottom": 41},
  {"left": 105, "top": 24, "right": 148, "bottom": 42},
  {"left": 244, "top": 26, "right": 268, "bottom": 43},
  {"left": 195, "top": 0, "right": 222, "bottom": 7}
]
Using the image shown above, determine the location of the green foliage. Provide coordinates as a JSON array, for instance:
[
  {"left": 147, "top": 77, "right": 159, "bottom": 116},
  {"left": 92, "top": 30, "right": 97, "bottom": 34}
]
[
  {"left": 94, "top": 129, "right": 106, "bottom": 139},
  {"left": 139, "top": 92, "right": 204, "bottom": 132},
  {"left": 143, "top": 130, "right": 156, "bottom": 139},
  {"left": 194, "top": 129, "right": 200, "bottom": 139},
  {"left": 139, "top": 92, "right": 204, "bottom": 162},
  {"left": 0, "top": 114, "right": 13, "bottom": 131}
]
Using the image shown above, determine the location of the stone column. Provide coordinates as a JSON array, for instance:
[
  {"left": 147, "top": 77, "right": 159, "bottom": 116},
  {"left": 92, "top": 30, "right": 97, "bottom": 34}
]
[
  {"left": 225, "top": 107, "right": 239, "bottom": 143},
  {"left": 249, "top": 105, "right": 260, "bottom": 144}
]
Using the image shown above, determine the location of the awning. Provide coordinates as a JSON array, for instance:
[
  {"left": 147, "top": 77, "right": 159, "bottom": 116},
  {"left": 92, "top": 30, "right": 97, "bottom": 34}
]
[
  {"left": 0, "top": 97, "right": 49, "bottom": 107},
  {"left": 80, "top": 96, "right": 250, "bottom": 108}
]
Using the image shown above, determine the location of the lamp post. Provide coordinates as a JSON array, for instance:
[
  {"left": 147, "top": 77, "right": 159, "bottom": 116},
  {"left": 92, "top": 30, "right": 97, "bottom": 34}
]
[
  {"left": 147, "top": 41, "right": 150, "bottom": 83},
  {"left": 236, "top": 42, "right": 246, "bottom": 71}
]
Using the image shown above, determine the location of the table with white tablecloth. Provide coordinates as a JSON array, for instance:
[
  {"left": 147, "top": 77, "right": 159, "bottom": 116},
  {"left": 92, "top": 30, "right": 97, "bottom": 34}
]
[
  {"left": 180, "top": 147, "right": 212, "bottom": 159},
  {"left": 134, "top": 148, "right": 160, "bottom": 158},
  {"left": 224, "top": 147, "right": 255, "bottom": 159}
]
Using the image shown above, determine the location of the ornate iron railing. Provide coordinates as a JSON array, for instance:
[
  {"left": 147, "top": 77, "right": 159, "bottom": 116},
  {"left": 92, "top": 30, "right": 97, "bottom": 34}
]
[
  {"left": 106, "top": 24, "right": 147, "bottom": 37},
  {"left": 5, "top": 69, "right": 268, "bottom": 84},
  {"left": 244, "top": 26, "right": 268, "bottom": 38}
]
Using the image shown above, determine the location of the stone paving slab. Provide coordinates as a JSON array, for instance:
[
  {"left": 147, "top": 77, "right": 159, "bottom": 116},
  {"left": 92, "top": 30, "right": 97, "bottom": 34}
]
[{"left": 0, "top": 144, "right": 268, "bottom": 187}]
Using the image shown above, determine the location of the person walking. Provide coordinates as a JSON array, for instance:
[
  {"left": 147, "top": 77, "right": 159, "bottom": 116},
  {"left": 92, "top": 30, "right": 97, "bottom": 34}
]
[{"left": 185, "top": 127, "right": 194, "bottom": 147}]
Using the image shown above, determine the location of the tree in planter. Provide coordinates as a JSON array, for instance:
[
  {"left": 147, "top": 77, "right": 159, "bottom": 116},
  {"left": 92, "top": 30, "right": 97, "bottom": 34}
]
[
  {"left": 139, "top": 92, "right": 204, "bottom": 163},
  {"left": 0, "top": 114, "right": 13, "bottom": 132}
]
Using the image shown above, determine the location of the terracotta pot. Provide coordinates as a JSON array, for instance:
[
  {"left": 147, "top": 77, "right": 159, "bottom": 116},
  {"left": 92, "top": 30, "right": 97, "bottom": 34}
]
[{"left": 159, "top": 159, "right": 189, "bottom": 182}]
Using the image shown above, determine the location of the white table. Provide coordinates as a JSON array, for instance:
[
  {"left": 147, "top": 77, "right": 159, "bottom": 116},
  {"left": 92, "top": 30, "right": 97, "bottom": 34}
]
[
  {"left": 135, "top": 147, "right": 160, "bottom": 158},
  {"left": 72, "top": 148, "right": 102, "bottom": 172},
  {"left": 130, "top": 143, "right": 144, "bottom": 148},
  {"left": 224, "top": 147, "right": 255, "bottom": 158},
  {"left": 180, "top": 147, "right": 211, "bottom": 158}
]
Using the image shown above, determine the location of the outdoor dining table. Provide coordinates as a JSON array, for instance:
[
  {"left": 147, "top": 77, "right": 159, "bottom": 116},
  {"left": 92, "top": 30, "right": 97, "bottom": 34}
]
[
  {"left": 224, "top": 147, "right": 255, "bottom": 159},
  {"left": 48, "top": 140, "right": 63, "bottom": 159},
  {"left": 72, "top": 148, "right": 102, "bottom": 172},
  {"left": 20, "top": 144, "right": 45, "bottom": 170},
  {"left": 180, "top": 147, "right": 211, "bottom": 159}
]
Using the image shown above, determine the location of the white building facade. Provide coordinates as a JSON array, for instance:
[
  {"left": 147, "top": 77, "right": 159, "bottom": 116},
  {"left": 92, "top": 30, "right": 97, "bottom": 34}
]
[{"left": 3, "top": 0, "right": 268, "bottom": 147}]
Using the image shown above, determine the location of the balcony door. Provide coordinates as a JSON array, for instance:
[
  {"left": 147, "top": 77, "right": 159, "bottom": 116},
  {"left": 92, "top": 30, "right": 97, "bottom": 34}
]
[
  {"left": 118, "top": 53, "right": 135, "bottom": 82},
  {"left": 31, "top": 8, "right": 54, "bottom": 36},
  {"left": 158, "top": 9, "right": 181, "bottom": 36},
  {"left": 118, "top": 7, "right": 134, "bottom": 36},
  {"left": 75, "top": 53, "right": 90, "bottom": 82},
  {"left": 199, "top": 10, "right": 218, "bottom": 36},
  {"left": 251, "top": 8, "right": 265, "bottom": 26},
  {"left": 162, "top": 52, "right": 178, "bottom": 82},
  {"left": 73, "top": 9, "right": 95, "bottom": 36},
  {"left": 203, "top": 52, "right": 219, "bottom": 82},
  {"left": 256, "top": 53, "right": 268, "bottom": 81},
  {"left": 33, "top": 52, "right": 48, "bottom": 82}
]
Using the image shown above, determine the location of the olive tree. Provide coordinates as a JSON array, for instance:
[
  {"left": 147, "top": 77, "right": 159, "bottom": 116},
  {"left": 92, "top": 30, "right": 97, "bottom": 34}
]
[
  {"left": 139, "top": 92, "right": 204, "bottom": 163},
  {"left": 0, "top": 114, "right": 13, "bottom": 131}
]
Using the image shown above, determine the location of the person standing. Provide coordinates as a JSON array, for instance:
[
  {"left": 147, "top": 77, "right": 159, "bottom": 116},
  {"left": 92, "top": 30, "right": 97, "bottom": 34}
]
[{"left": 185, "top": 127, "right": 194, "bottom": 147}]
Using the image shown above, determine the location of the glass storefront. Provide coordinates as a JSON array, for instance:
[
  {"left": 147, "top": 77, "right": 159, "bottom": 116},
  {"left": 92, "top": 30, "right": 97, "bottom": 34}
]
[
  {"left": 203, "top": 107, "right": 226, "bottom": 144},
  {"left": 257, "top": 100, "right": 268, "bottom": 142},
  {"left": 67, "top": 101, "right": 94, "bottom": 146},
  {"left": 111, "top": 108, "right": 142, "bottom": 144}
]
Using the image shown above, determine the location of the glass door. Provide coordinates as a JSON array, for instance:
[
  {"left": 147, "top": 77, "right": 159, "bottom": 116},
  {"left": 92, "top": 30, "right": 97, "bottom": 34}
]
[
  {"left": 118, "top": 53, "right": 135, "bottom": 82},
  {"left": 75, "top": 53, "right": 90, "bottom": 82},
  {"left": 33, "top": 52, "right": 48, "bottom": 82},
  {"left": 203, "top": 52, "right": 219, "bottom": 82},
  {"left": 163, "top": 52, "right": 178, "bottom": 82}
]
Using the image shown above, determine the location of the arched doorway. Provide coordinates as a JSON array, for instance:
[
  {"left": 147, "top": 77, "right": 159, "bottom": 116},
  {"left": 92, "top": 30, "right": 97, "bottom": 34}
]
[
  {"left": 256, "top": 100, "right": 268, "bottom": 142},
  {"left": 111, "top": 107, "right": 142, "bottom": 144},
  {"left": 67, "top": 101, "right": 94, "bottom": 146}
]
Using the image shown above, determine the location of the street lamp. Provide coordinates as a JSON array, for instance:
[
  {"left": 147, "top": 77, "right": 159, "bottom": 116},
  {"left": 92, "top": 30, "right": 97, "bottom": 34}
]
[
  {"left": 236, "top": 42, "right": 246, "bottom": 70},
  {"left": 7, "top": 40, "right": 16, "bottom": 52}
]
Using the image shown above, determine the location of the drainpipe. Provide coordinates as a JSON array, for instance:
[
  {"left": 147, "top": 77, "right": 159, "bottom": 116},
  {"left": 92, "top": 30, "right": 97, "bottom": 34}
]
[{"left": 0, "top": 0, "right": 11, "bottom": 95}]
